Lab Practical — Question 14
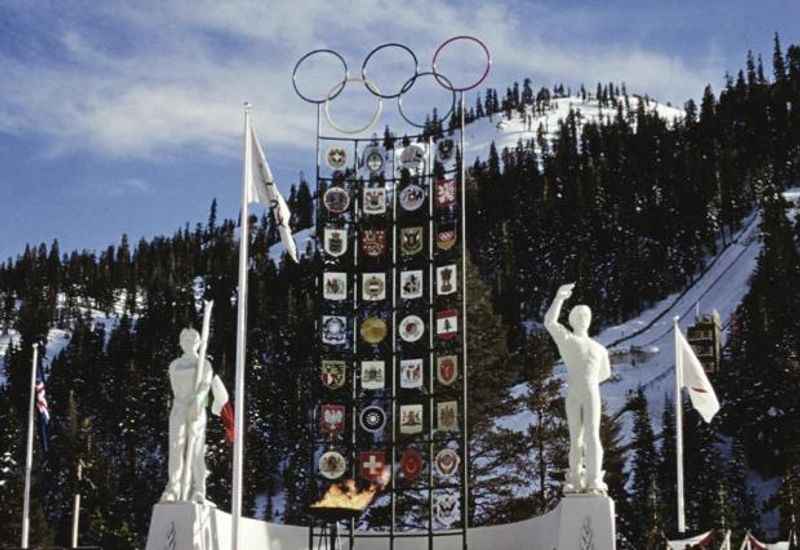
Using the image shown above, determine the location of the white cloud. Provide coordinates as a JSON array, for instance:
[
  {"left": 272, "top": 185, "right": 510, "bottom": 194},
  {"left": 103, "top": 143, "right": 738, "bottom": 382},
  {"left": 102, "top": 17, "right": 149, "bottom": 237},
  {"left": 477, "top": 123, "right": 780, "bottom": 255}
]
[
  {"left": 87, "top": 178, "right": 153, "bottom": 197},
  {"left": 0, "top": 0, "right": 723, "bottom": 160}
]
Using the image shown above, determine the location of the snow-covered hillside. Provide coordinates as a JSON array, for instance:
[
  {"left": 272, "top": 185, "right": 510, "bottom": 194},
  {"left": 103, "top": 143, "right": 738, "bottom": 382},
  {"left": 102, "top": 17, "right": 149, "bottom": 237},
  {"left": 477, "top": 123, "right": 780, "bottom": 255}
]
[{"left": 463, "top": 95, "right": 684, "bottom": 161}]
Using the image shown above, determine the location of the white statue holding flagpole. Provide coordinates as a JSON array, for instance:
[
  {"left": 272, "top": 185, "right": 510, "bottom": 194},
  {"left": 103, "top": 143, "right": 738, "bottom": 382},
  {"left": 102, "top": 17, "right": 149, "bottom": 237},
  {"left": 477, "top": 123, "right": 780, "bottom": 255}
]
[
  {"left": 544, "top": 283, "right": 611, "bottom": 495},
  {"left": 160, "top": 301, "right": 230, "bottom": 505}
]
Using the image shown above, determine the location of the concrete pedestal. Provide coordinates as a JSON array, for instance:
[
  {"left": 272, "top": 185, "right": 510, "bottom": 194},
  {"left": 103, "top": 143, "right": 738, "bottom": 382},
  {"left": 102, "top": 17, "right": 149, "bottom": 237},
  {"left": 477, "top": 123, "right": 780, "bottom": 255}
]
[
  {"left": 555, "top": 494, "right": 616, "bottom": 550},
  {"left": 145, "top": 495, "right": 615, "bottom": 550}
]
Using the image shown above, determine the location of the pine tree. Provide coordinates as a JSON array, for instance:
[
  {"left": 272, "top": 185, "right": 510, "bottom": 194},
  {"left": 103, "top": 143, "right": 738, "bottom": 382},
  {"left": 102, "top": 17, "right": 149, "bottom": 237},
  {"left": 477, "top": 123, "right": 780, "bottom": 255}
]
[{"left": 628, "top": 389, "right": 661, "bottom": 547}]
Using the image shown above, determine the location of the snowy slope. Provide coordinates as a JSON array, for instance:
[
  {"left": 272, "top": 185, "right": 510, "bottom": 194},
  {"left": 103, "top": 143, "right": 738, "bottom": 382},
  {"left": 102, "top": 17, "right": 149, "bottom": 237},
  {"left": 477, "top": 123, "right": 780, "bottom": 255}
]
[{"left": 463, "top": 95, "right": 684, "bottom": 162}]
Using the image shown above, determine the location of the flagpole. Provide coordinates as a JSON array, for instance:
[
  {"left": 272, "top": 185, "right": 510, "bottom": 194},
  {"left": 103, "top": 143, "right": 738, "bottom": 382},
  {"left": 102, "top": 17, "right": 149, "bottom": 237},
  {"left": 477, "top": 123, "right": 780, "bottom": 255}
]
[
  {"left": 674, "top": 317, "right": 686, "bottom": 533},
  {"left": 21, "top": 343, "right": 38, "bottom": 549},
  {"left": 231, "top": 103, "right": 252, "bottom": 550}
]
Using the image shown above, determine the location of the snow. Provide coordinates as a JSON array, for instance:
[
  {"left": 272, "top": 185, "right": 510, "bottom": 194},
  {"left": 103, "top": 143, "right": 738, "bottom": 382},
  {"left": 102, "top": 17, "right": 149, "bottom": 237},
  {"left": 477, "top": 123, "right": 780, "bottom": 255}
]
[{"left": 462, "top": 95, "right": 683, "bottom": 162}]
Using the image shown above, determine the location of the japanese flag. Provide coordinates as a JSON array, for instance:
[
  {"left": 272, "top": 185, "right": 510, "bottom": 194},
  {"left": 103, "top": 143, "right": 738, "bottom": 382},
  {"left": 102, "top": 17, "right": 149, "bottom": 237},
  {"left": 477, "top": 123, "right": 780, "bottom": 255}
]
[
  {"left": 245, "top": 119, "right": 298, "bottom": 263},
  {"left": 676, "top": 326, "right": 720, "bottom": 423}
]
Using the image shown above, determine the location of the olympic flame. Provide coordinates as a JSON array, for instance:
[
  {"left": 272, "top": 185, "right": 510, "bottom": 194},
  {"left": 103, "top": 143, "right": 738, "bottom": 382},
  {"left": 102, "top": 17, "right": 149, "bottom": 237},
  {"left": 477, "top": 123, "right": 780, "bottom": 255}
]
[
  {"left": 311, "top": 468, "right": 390, "bottom": 511},
  {"left": 311, "top": 480, "right": 376, "bottom": 511}
]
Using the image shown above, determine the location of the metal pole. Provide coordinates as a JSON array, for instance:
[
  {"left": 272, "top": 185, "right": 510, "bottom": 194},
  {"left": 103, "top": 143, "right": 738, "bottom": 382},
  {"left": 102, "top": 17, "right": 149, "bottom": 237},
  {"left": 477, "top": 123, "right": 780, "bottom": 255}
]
[
  {"left": 309, "top": 101, "right": 321, "bottom": 550},
  {"left": 425, "top": 135, "right": 435, "bottom": 550},
  {"left": 71, "top": 461, "right": 82, "bottom": 548},
  {"left": 231, "top": 104, "right": 252, "bottom": 550},
  {"left": 21, "top": 343, "right": 38, "bottom": 549},
  {"left": 459, "top": 91, "right": 469, "bottom": 550},
  {"left": 674, "top": 317, "right": 686, "bottom": 533}
]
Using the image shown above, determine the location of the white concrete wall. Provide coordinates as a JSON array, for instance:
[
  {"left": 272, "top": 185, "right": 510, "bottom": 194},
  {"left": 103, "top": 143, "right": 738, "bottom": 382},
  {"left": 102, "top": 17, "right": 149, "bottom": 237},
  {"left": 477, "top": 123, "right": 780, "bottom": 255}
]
[{"left": 146, "top": 496, "right": 615, "bottom": 550}]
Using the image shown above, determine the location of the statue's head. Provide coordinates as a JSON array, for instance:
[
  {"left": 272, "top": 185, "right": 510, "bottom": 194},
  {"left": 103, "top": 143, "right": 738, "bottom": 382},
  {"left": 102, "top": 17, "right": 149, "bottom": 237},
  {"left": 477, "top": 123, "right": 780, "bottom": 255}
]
[
  {"left": 179, "top": 328, "right": 201, "bottom": 355},
  {"left": 568, "top": 305, "right": 592, "bottom": 333}
]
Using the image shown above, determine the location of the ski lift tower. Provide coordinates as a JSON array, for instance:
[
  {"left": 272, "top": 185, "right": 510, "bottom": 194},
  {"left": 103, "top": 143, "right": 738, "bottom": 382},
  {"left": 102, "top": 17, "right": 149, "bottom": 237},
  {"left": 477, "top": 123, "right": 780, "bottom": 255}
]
[{"left": 687, "top": 309, "right": 722, "bottom": 376}]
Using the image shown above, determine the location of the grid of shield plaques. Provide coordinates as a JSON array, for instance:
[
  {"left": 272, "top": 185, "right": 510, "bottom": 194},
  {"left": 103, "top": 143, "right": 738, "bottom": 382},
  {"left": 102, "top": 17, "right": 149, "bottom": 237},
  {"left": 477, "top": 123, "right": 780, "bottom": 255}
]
[{"left": 315, "top": 132, "right": 465, "bottom": 531}]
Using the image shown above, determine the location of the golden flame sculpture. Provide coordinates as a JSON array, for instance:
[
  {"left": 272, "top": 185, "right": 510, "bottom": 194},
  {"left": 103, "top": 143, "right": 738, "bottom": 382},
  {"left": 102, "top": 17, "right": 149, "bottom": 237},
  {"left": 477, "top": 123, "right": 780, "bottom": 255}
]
[{"left": 311, "top": 479, "right": 377, "bottom": 511}]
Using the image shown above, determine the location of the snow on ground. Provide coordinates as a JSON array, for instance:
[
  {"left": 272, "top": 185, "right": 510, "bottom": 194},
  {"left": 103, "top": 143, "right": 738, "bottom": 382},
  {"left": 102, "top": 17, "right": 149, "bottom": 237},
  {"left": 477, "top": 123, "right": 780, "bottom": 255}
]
[
  {"left": 595, "top": 210, "right": 762, "bottom": 430},
  {"left": 492, "top": 189, "right": 798, "bottom": 534},
  {"left": 463, "top": 95, "right": 684, "bottom": 162}
]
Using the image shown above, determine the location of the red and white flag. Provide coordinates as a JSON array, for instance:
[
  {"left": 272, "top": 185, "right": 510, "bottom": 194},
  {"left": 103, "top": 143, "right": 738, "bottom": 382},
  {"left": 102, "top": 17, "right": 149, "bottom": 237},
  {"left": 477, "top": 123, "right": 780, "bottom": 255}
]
[{"left": 676, "top": 326, "right": 720, "bottom": 423}]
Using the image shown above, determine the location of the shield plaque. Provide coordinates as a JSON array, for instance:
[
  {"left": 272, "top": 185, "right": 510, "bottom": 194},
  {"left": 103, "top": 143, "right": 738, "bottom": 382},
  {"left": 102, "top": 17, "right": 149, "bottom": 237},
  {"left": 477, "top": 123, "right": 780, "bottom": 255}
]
[
  {"left": 436, "top": 265, "right": 457, "bottom": 296},
  {"left": 324, "top": 228, "right": 348, "bottom": 257},
  {"left": 400, "top": 227, "right": 423, "bottom": 256},
  {"left": 320, "top": 404, "right": 345, "bottom": 434},
  {"left": 400, "top": 358, "right": 423, "bottom": 389},
  {"left": 363, "top": 187, "right": 387, "bottom": 215},
  {"left": 399, "top": 404, "right": 423, "bottom": 434},
  {"left": 362, "top": 272, "right": 386, "bottom": 301},
  {"left": 437, "top": 401, "right": 458, "bottom": 432},
  {"left": 321, "top": 360, "right": 346, "bottom": 390},
  {"left": 322, "top": 316, "right": 347, "bottom": 345},
  {"left": 323, "top": 272, "right": 347, "bottom": 301},
  {"left": 361, "top": 229, "right": 387, "bottom": 257},
  {"left": 400, "top": 270, "right": 423, "bottom": 300},
  {"left": 436, "top": 355, "right": 457, "bottom": 386},
  {"left": 361, "top": 361, "right": 385, "bottom": 390}
]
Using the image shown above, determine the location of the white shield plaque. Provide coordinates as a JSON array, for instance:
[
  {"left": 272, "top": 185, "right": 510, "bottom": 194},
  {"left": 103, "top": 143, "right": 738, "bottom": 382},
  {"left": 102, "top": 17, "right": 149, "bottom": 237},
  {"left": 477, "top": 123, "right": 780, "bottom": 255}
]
[{"left": 323, "top": 272, "right": 347, "bottom": 301}]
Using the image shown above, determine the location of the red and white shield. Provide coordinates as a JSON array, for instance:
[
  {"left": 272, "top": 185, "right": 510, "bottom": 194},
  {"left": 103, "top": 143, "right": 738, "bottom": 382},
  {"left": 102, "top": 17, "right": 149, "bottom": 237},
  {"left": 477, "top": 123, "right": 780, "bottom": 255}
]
[
  {"left": 400, "top": 448, "right": 424, "bottom": 482},
  {"left": 437, "top": 355, "right": 458, "bottom": 386},
  {"left": 320, "top": 404, "right": 345, "bottom": 434},
  {"left": 359, "top": 450, "right": 387, "bottom": 483}
]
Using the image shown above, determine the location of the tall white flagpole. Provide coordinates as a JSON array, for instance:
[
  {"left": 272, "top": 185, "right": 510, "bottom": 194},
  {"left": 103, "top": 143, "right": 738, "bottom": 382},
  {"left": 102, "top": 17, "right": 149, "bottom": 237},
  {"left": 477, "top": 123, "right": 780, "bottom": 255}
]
[
  {"left": 21, "top": 343, "right": 38, "bottom": 549},
  {"left": 674, "top": 317, "right": 686, "bottom": 533},
  {"left": 231, "top": 103, "right": 252, "bottom": 550}
]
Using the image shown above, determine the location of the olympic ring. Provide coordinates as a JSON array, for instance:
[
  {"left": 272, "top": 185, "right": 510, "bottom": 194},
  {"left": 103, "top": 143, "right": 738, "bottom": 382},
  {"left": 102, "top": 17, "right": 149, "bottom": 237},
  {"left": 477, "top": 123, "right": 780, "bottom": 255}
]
[
  {"left": 293, "top": 37, "right": 491, "bottom": 129},
  {"left": 397, "top": 71, "right": 456, "bottom": 129},
  {"left": 361, "top": 43, "right": 419, "bottom": 100},
  {"left": 432, "top": 35, "right": 492, "bottom": 92},
  {"left": 324, "top": 77, "right": 383, "bottom": 135},
  {"left": 292, "top": 49, "right": 349, "bottom": 105}
]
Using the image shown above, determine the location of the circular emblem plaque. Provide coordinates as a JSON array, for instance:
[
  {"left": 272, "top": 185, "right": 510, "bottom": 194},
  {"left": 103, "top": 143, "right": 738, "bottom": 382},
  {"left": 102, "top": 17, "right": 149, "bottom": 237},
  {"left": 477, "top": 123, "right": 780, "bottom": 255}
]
[
  {"left": 360, "top": 405, "right": 387, "bottom": 433},
  {"left": 319, "top": 450, "right": 347, "bottom": 480},
  {"left": 360, "top": 317, "right": 388, "bottom": 344},
  {"left": 436, "top": 138, "right": 455, "bottom": 162},
  {"left": 363, "top": 147, "right": 385, "bottom": 174},
  {"left": 399, "top": 315, "right": 424, "bottom": 342},
  {"left": 434, "top": 448, "right": 461, "bottom": 477},
  {"left": 399, "top": 184, "right": 425, "bottom": 211},
  {"left": 323, "top": 187, "right": 350, "bottom": 214},
  {"left": 326, "top": 146, "right": 348, "bottom": 170}
]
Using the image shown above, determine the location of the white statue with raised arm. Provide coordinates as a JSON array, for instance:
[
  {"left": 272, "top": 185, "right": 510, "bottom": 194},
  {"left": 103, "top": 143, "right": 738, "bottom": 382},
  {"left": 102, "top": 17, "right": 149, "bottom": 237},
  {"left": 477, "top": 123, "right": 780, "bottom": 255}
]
[
  {"left": 544, "top": 283, "right": 611, "bottom": 495},
  {"left": 160, "top": 324, "right": 229, "bottom": 505}
]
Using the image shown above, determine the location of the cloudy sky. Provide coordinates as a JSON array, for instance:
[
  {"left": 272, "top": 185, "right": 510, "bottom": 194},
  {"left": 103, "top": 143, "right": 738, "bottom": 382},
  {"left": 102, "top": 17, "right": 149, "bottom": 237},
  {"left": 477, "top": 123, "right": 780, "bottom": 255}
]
[{"left": 0, "top": 0, "right": 797, "bottom": 260}]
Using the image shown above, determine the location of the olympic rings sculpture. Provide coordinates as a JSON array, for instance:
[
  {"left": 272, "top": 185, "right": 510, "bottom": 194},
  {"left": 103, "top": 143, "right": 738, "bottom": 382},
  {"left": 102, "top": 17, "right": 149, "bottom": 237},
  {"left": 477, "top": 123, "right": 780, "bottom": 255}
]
[{"left": 292, "top": 36, "right": 491, "bottom": 134}]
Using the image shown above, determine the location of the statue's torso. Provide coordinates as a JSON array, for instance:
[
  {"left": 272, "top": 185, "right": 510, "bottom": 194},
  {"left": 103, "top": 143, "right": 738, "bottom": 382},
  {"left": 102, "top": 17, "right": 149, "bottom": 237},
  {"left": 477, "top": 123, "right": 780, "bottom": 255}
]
[
  {"left": 169, "top": 356, "right": 212, "bottom": 406},
  {"left": 557, "top": 335, "right": 607, "bottom": 387}
]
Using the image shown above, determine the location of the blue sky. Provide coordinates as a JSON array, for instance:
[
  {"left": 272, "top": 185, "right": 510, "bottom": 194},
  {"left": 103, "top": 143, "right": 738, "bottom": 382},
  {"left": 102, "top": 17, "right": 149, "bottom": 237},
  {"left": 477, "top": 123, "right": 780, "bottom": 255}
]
[{"left": 0, "top": 1, "right": 797, "bottom": 261}]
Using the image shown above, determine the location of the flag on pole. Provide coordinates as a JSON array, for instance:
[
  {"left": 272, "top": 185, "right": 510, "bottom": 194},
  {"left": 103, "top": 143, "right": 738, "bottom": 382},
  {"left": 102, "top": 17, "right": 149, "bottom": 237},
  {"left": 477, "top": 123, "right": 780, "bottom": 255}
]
[
  {"left": 676, "top": 326, "right": 720, "bottom": 423},
  {"left": 211, "top": 374, "right": 235, "bottom": 444},
  {"left": 245, "top": 121, "right": 298, "bottom": 263},
  {"left": 35, "top": 380, "right": 50, "bottom": 454}
]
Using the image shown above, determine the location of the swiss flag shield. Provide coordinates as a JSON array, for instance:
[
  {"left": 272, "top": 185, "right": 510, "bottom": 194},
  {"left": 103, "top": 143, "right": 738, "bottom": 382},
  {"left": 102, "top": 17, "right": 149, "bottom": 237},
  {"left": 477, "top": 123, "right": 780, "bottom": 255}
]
[{"left": 359, "top": 450, "right": 387, "bottom": 483}]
